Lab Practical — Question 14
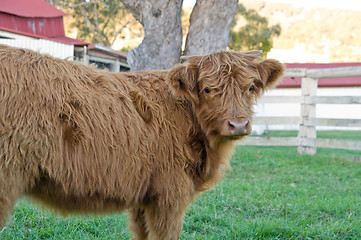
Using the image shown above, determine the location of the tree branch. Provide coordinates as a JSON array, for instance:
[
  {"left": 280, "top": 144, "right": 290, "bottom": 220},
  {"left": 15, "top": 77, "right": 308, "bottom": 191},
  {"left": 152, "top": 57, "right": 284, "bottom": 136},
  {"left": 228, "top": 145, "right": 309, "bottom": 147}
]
[
  {"left": 66, "top": 1, "right": 105, "bottom": 9},
  {"left": 119, "top": 0, "right": 143, "bottom": 25},
  {"left": 79, "top": 5, "right": 105, "bottom": 45},
  {"left": 184, "top": 0, "right": 238, "bottom": 56},
  {"left": 110, "top": 21, "right": 131, "bottom": 46}
]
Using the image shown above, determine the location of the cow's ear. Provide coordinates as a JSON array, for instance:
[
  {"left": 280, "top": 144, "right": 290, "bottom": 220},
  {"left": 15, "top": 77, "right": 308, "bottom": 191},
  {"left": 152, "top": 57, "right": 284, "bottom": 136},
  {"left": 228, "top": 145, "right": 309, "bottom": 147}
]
[
  {"left": 166, "top": 62, "right": 199, "bottom": 103},
  {"left": 257, "top": 59, "right": 284, "bottom": 89}
]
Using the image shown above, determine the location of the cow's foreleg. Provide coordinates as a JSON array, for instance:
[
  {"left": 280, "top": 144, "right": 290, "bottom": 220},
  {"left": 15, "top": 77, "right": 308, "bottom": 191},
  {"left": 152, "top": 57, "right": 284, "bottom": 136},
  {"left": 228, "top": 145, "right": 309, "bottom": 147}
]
[
  {"left": 144, "top": 203, "right": 185, "bottom": 240},
  {"left": 128, "top": 207, "right": 149, "bottom": 240},
  {"left": 0, "top": 167, "right": 25, "bottom": 227},
  {"left": 0, "top": 195, "right": 14, "bottom": 227}
]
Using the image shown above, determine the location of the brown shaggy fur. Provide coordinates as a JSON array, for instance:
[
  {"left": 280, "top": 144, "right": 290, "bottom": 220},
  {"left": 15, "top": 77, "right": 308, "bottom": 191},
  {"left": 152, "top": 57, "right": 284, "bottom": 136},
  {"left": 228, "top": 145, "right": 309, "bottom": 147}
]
[{"left": 0, "top": 44, "right": 284, "bottom": 239}]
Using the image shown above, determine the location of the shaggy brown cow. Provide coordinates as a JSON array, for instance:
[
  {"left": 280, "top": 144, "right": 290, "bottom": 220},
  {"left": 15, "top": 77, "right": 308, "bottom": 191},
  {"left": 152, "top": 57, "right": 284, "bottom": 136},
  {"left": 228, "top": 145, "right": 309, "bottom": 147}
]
[{"left": 0, "top": 44, "right": 284, "bottom": 239}]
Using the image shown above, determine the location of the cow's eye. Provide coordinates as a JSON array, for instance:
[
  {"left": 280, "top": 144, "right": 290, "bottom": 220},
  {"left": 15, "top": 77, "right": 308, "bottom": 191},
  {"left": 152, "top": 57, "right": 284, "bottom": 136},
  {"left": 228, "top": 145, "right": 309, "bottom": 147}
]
[
  {"left": 204, "top": 87, "right": 211, "bottom": 93},
  {"left": 249, "top": 85, "right": 255, "bottom": 92}
]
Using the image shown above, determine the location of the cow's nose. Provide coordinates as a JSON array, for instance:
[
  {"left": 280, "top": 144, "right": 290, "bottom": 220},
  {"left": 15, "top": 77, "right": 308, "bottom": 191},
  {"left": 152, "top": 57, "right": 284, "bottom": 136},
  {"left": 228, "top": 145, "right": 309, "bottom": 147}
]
[{"left": 228, "top": 119, "right": 250, "bottom": 136}]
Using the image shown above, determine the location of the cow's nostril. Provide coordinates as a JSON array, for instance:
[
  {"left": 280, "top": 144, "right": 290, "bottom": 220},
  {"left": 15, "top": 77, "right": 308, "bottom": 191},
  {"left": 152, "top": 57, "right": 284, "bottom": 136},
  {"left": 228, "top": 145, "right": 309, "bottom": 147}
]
[{"left": 228, "top": 121, "right": 235, "bottom": 130}]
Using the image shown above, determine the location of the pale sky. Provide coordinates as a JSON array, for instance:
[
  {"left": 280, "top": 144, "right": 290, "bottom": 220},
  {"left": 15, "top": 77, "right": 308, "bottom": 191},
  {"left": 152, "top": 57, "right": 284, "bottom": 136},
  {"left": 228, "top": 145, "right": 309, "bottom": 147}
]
[{"left": 183, "top": 0, "right": 361, "bottom": 12}]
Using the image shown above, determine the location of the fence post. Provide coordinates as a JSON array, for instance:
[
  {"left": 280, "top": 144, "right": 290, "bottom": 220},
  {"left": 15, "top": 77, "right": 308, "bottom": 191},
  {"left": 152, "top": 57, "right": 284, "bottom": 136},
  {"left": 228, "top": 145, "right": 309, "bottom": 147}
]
[{"left": 298, "top": 77, "right": 318, "bottom": 155}]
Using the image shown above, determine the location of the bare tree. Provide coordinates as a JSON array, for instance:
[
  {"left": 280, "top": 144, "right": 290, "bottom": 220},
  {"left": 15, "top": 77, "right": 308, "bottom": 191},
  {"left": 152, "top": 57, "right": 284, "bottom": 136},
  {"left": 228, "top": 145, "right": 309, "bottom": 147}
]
[
  {"left": 121, "top": 0, "right": 238, "bottom": 70},
  {"left": 120, "top": 0, "right": 183, "bottom": 71},
  {"left": 184, "top": 0, "right": 238, "bottom": 56}
]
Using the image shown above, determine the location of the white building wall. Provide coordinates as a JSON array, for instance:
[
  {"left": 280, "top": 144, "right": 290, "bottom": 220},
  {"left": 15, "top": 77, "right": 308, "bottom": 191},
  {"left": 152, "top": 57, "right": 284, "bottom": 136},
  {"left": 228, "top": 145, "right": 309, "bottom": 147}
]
[{"left": 0, "top": 30, "right": 74, "bottom": 59}]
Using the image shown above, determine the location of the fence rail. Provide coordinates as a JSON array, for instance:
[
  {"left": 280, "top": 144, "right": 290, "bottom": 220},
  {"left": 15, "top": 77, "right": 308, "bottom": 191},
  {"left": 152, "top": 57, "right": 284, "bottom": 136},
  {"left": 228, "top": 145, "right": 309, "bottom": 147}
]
[
  {"left": 259, "top": 96, "right": 361, "bottom": 104},
  {"left": 283, "top": 66, "right": 361, "bottom": 78},
  {"left": 238, "top": 137, "right": 361, "bottom": 152},
  {"left": 237, "top": 66, "right": 361, "bottom": 155}
]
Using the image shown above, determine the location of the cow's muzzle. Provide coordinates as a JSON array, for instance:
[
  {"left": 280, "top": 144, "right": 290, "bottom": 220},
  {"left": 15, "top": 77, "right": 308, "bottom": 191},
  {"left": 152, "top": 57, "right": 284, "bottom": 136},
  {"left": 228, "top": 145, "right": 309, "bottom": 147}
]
[{"left": 224, "top": 119, "right": 251, "bottom": 137}]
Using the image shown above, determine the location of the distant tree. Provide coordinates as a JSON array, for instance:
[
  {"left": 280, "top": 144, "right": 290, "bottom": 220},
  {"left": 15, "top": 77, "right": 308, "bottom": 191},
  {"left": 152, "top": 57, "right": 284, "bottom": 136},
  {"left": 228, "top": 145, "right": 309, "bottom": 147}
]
[
  {"left": 44, "top": 0, "right": 70, "bottom": 9},
  {"left": 70, "top": 0, "right": 131, "bottom": 47},
  {"left": 229, "top": 3, "right": 281, "bottom": 56},
  {"left": 46, "top": 0, "right": 139, "bottom": 48},
  {"left": 45, "top": 0, "right": 63, "bottom": 7}
]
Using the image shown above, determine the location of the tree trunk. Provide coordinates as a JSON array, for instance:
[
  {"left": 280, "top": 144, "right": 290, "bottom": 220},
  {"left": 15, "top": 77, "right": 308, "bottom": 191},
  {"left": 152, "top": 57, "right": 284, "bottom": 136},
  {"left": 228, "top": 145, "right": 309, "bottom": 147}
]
[
  {"left": 120, "top": 0, "right": 183, "bottom": 71},
  {"left": 184, "top": 0, "right": 238, "bottom": 56}
]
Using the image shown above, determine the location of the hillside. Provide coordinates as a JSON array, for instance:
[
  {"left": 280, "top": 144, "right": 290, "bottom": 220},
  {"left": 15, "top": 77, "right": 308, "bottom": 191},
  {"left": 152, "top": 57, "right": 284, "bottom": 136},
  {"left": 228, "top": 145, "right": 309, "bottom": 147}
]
[{"left": 241, "top": 0, "right": 361, "bottom": 62}]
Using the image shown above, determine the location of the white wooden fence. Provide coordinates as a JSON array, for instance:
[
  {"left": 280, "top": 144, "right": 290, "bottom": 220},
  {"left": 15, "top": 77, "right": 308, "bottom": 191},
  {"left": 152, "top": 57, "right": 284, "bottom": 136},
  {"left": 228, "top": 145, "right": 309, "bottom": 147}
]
[{"left": 237, "top": 66, "right": 361, "bottom": 155}]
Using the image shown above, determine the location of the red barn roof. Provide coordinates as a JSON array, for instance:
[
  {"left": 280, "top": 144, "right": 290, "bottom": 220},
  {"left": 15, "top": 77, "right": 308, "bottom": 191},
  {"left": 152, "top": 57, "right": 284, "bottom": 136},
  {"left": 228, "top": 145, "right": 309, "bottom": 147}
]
[
  {"left": 0, "top": 0, "right": 87, "bottom": 46},
  {"left": 278, "top": 63, "right": 361, "bottom": 88},
  {"left": 0, "top": 0, "right": 65, "bottom": 18}
]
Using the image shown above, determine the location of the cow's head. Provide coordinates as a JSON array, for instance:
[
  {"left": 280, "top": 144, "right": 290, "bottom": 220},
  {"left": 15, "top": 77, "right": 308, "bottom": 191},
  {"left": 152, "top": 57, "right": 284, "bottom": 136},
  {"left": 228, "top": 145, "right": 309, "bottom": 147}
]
[{"left": 166, "top": 50, "right": 284, "bottom": 144}]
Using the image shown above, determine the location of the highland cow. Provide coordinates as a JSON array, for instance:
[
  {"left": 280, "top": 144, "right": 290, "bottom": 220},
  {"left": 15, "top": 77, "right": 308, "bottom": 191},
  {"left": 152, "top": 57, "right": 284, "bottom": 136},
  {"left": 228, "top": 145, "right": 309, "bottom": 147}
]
[{"left": 0, "top": 44, "right": 284, "bottom": 239}]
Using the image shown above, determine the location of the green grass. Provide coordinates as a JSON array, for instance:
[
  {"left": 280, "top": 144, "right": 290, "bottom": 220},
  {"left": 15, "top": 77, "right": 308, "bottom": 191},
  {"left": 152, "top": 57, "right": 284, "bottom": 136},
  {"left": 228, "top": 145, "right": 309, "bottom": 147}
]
[
  {"left": 182, "top": 146, "right": 361, "bottom": 239},
  {"left": 0, "top": 200, "right": 131, "bottom": 240},
  {"left": 1, "top": 131, "right": 361, "bottom": 239}
]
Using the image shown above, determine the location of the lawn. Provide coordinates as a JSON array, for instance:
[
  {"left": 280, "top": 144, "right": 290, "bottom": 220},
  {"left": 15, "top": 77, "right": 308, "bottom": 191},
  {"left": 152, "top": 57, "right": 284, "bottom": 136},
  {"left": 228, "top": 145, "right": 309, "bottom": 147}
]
[{"left": 1, "top": 132, "right": 361, "bottom": 239}]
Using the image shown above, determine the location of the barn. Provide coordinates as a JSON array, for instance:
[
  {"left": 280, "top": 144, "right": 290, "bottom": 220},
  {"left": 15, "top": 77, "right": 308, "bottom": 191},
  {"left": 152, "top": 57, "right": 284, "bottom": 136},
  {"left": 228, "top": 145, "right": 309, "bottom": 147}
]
[
  {"left": 0, "top": 0, "right": 88, "bottom": 60},
  {"left": 0, "top": 0, "right": 129, "bottom": 71}
]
